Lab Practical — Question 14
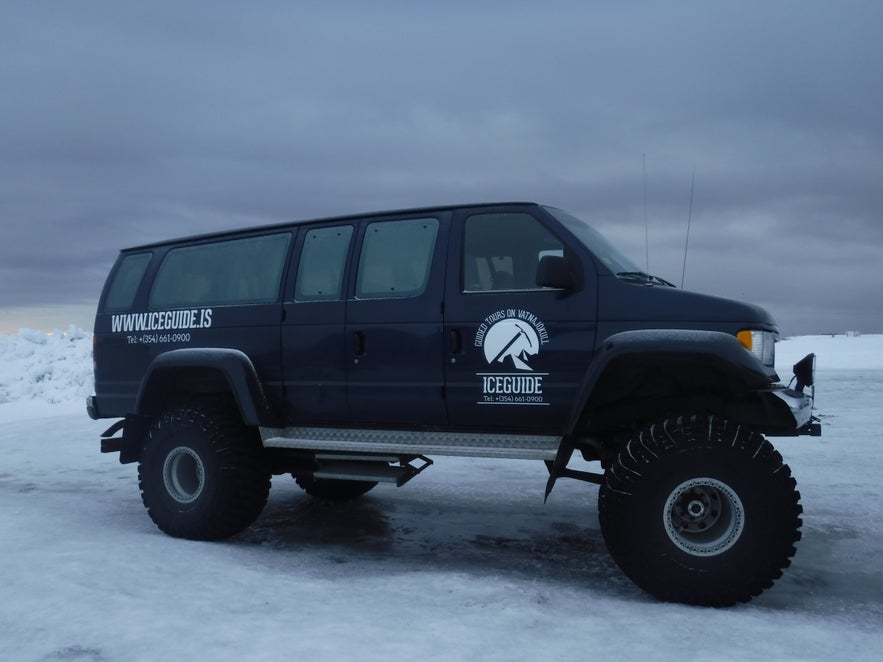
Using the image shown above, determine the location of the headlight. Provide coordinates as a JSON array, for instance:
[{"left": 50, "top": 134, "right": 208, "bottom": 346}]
[{"left": 737, "top": 329, "right": 776, "bottom": 367}]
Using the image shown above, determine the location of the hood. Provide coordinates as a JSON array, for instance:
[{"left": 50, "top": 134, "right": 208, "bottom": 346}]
[{"left": 597, "top": 276, "right": 778, "bottom": 331}]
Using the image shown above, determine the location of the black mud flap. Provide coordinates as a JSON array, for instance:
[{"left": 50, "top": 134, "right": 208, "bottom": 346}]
[
  {"left": 99, "top": 418, "right": 142, "bottom": 464},
  {"left": 544, "top": 439, "right": 602, "bottom": 502}
]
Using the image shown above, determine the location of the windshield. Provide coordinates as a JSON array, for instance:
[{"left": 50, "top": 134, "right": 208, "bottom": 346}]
[{"left": 544, "top": 206, "right": 643, "bottom": 275}]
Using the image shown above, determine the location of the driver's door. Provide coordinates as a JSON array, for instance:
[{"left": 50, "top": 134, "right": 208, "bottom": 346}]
[{"left": 443, "top": 206, "right": 597, "bottom": 434}]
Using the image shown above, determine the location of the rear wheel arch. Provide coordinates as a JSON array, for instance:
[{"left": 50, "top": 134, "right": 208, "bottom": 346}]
[{"left": 135, "top": 348, "right": 274, "bottom": 426}]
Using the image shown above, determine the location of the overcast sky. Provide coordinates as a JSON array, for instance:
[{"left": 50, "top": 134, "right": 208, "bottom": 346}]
[{"left": 2, "top": 1, "right": 881, "bottom": 336}]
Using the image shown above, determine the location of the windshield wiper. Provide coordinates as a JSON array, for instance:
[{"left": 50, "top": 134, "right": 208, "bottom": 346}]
[{"left": 616, "top": 271, "right": 676, "bottom": 287}]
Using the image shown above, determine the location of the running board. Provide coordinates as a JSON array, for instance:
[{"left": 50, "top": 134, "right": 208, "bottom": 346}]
[{"left": 260, "top": 426, "right": 561, "bottom": 461}]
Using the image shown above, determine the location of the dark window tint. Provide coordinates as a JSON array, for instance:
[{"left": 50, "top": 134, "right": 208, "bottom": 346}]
[
  {"left": 463, "top": 213, "right": 563, "bottom": 292},
  {"left": 150, "top": 233, "right": 291, "bottom": 308},
  {"left": 295, "top": 225, "right": 353, "bottom": 301},
  {"left": 355, "top": 218, "right": 439, "bottom": 299},
  {"left": 104, "top": 253, "right": 152, "bottom": 311}
]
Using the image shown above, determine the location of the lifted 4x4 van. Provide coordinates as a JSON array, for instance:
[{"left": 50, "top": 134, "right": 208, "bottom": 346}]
[{"left": 88, "top": 202, "right": 819, "bottom": 606}]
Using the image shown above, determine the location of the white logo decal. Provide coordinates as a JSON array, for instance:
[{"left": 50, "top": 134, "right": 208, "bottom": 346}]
[
  {"left": 473, "top": 309, "right": 550, "bottom": 406},
  {"left": 110, "top": 308, "right": 212, "bottom": 346},
  {"left": 483, "top": 319, "right": 539, "bottom": 371}
]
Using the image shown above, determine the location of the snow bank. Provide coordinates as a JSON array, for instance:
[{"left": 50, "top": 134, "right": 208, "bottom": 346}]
[{"left": 0, "top": 326, "right": 93, "bottom": 406}]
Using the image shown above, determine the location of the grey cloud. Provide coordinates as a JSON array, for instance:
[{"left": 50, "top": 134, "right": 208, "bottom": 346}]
[{"left": 1, "top": 1, "right": 882, "bottom": 335}]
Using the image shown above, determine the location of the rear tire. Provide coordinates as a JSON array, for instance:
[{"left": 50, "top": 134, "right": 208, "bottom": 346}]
[
  {"left": 139, "top": 400, "right": 271, "bottom": 540},
  {"left": 598, "top": 415, "right": 802, "bottom": 606}
]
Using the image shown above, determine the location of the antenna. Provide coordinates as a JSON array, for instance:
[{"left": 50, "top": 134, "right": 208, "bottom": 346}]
[
  {"left": 642, "top": 153, "right": 649, "bottom": 273},
  {"left": 680, "top": 167, "right": 695, "bottom": 288}
]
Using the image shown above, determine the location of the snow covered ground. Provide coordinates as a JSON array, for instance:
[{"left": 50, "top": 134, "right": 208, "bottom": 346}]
[{"left": 1, "top": 330, "right": 881, "bottom": 661}]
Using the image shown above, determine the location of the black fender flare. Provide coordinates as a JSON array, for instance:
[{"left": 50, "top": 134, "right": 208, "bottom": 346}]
[
  {"left": 564, "top": 329, "right": 775, "bottom": 434},
  {"left": 134, "top": 347, "right": 274, "bottom": 426}
]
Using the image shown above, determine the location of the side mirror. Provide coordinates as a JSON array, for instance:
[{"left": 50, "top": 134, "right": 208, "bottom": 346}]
[{"left": 536, "top": 255, "right": 574, "bottom": 290}]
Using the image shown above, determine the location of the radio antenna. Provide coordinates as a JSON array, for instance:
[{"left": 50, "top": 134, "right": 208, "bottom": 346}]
[
  {"left": 680, "top": 167, "right": 695, "bottom": 288},
  {"left": 643, "top": 153, "right": 649, "bottom": 273}
]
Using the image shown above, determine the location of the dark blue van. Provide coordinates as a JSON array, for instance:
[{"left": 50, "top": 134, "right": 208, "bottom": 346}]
[{"left": 88, "top": 202, "right": 819, "bottom": 606}]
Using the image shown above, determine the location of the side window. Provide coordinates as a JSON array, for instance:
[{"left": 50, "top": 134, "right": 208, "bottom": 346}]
[
  {"left": 463, "top": 212, "right": 563, "bottom": 292},
  {"left": 355, "top": 218, "right": 439, "bottom": 299},
  {"left": 150, "top": 233, "right": 291, "bottom": 308},
  {"left": 294, "top": 225, "right": 353, "bottom": 301},
  {"left": 104, "top": 252, "right": 152, "bottom": 311}
]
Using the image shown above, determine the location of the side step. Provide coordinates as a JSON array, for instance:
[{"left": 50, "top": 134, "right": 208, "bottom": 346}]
[{"left": 260, "top": 426, "right": 562, "bottom": 461}]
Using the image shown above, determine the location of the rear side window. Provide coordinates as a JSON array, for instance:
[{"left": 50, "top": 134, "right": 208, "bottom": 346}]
[
  {"left": 104, "top": 253, "right": 152, "bottom": 311},
  {"left": 150, "top": 233, "right": 292, "bottom": 308},
  {"left": 355, "top": 218, "right": 439, "bottom": 299},
  {"left": 463, "top": 212, "right": 563, "bottom": 292},
  {"left": 295, "top": 225, "right": 353, "bottom": 301}
]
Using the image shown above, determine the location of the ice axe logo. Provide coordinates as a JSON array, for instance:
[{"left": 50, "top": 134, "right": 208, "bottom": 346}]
[{"left": 483, "top": 320, "right": 540, "bottom": 371}]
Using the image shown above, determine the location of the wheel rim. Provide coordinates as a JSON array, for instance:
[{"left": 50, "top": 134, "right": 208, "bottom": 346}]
[
  {"left": 663, "top": 477, "right": 744, "bottom": 556},
  {"left": 163, "top": 446, "right": 205, "bottom": 504}
]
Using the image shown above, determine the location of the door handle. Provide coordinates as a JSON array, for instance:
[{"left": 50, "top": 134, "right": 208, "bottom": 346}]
[
  {"left": 449, "top": 329, "right": 462, "bottom": 354},
  {"left": 353, "top": 331, "right": 366, "bottom": 356}
]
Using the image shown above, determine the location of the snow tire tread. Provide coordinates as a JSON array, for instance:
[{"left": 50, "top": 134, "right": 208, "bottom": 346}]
[
  {"left": 138, "top": 399, "right": 271, "bottom": 541},
  {"left": 599, "top": 415, "right": 802, "bottom": 606}
]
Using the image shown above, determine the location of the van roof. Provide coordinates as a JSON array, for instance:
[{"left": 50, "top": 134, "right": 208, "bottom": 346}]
[{"left": 123, "top": 201, "right": 540, "bottom": 251}]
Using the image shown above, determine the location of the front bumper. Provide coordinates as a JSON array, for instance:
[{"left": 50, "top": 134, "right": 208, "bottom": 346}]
[
  {"left": 770, "top": 387, "right": 817, "bottom": 431},
  {"left": 770, "top": 352, "right": 821, "bottom": 436}
]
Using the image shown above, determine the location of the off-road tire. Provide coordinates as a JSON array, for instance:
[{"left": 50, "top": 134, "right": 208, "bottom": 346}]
[
  {"left": 138, "top": 399, "right": 271, "bottom": 540},
  {"left": 598, "top": 415, "right": 802, "bottom": 606},
  {"left": 294, "top": 475, "right": 378, "bottom": 501}
]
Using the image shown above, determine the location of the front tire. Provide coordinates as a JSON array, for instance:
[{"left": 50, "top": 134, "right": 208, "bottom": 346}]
[
  {"left": 598, "top": 415, "right": 802, "bottom": 606},
  {"left": 139, "top": 400, "right": 271, "bottom": 540}
]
